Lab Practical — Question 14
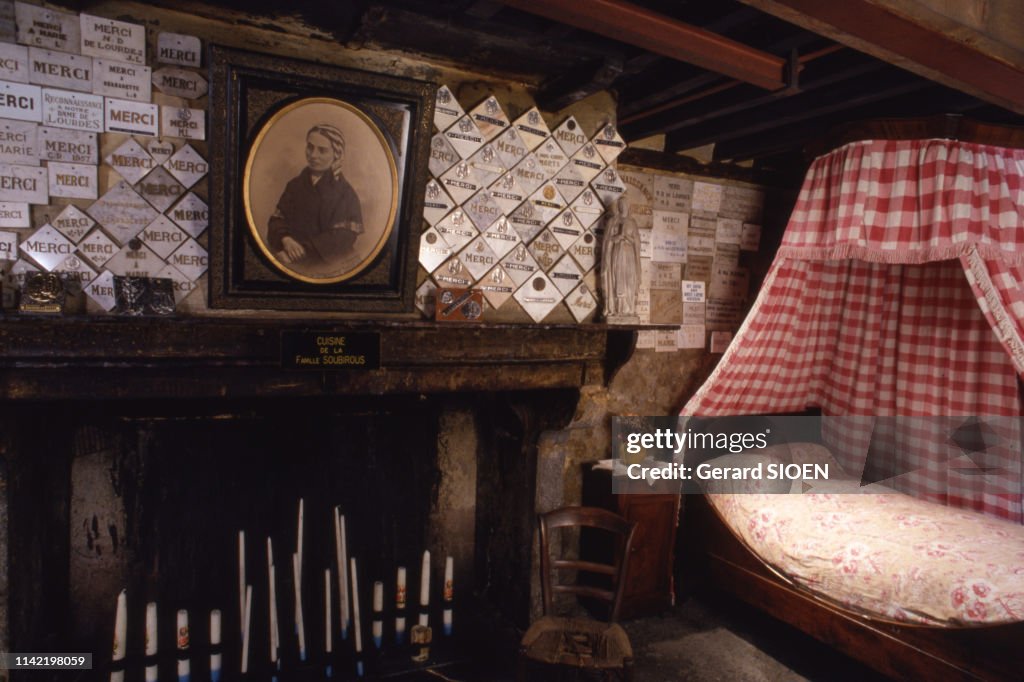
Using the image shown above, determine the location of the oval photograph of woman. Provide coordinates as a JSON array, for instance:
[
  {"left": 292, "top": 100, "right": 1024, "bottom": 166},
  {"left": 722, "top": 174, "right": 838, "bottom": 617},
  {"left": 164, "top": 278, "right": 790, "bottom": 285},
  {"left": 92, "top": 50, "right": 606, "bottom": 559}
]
[{"left": 244, "top": 97, "right": 399, "bottom": 284}]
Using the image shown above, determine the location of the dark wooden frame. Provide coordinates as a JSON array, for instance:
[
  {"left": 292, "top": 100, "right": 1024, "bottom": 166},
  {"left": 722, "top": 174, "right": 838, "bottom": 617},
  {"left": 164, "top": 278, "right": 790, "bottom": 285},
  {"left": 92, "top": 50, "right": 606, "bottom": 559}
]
[{"left": 207, "top": 44, "right": 434, "bottom": 313}]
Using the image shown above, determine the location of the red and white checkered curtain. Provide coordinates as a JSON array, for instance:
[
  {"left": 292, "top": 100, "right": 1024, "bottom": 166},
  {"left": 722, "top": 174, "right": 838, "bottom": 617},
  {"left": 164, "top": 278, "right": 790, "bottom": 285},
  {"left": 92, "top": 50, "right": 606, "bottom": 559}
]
[{"left": 683, "top": 139, "right": 1024, "bottom": 521}]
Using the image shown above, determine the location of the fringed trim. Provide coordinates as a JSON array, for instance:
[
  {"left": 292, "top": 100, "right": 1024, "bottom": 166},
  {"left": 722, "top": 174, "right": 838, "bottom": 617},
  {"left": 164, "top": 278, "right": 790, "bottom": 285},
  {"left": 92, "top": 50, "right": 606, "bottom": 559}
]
[
  {"left": 962, "top": 248, "right": 1024, "bottom": 377},
  {"left": 780, "top": 242, "right": 1024, "bottom": 266}
]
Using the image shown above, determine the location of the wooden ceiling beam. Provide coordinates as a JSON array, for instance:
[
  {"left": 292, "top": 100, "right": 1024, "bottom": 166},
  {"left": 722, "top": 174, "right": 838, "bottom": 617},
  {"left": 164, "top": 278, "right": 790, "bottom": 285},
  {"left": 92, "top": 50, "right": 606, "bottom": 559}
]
[
  {"left": 501, "top": 0, "right": 787, "bottom": 90},
  {"left": 738, "top": 0, "right": 1024, "bottom": 114}
]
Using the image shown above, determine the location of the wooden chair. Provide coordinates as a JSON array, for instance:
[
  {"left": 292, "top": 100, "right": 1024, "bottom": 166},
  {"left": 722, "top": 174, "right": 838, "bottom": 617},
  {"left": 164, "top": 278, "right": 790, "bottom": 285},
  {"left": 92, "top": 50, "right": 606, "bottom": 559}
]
[{"left": 518, "top": 506, "right": 638, "bottom": 682}]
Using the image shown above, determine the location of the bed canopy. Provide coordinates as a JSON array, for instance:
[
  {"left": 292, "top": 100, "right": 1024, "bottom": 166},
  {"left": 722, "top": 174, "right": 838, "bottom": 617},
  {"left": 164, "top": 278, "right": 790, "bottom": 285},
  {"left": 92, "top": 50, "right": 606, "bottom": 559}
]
[{"left": 682, "top": 123, "right": 1024, "bottom": 521}]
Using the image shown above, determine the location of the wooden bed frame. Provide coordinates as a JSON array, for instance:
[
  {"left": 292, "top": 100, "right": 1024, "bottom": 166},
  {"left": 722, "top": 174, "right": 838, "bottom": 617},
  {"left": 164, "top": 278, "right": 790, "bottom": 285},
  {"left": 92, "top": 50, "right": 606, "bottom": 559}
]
[{"left": 681, "top": 493, "right": 1024, "bottom": 681}]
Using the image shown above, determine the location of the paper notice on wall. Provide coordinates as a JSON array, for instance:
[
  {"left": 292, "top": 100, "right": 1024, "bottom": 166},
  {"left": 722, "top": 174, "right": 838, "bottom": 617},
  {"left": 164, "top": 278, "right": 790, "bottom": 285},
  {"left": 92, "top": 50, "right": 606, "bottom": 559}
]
[
  {"left": 716, "top": 218, "right": 742, "bottom": 245},
  {"left": 656, "top": 329, "right": 679, "bottom": 352},
  {"left": 691, "top": 181, "right": 723, "bottom": 214},
  {"left": 685, "top": 256, "right": 713, "bottom": 282},
  {"left": 636, "top": 329, "right": 657, "bottom": 349},
  {"left": 682, "top": 280, "right": 705, "bottom": 302},
  {"left": 678, "top": 324, "right": 705, "bottom": 349},
  {"left": 709, "top": 264, "right": 749, "bottom": 301},
  {"left": 683, "top": 301, "right": 706, "bottom": 324},
  {"left": 710, "top": 331, "right": 733, "bottom": 354},
  {"left": 653, "top": 173, "right": 692, "bottom": 212},
  {"left": 651, "top": 210, "right": 688, "bottom": 263},
  {"left": 741, "top": 222, "right": 762, "bottom": 251},
  {"left": 706, "top": 299, "right": 745, "bottom": 330},
  {"left": 650, "top": 262, "right": 681, "bottom": 289}
]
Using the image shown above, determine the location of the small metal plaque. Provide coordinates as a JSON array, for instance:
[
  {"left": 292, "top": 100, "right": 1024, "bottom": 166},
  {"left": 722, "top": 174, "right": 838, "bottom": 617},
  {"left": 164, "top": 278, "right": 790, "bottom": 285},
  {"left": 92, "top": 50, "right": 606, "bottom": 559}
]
[
  {"left": 104, "top": 240, "right": 162, "bottom": 277},
  {"left": 105, "top": 97, "right": 157, "bottom": 136},
  {"left": 105, "top": 137, "right": 155, "bottom": 184},
  {"left": 462, "top": 188, "right": 503, "bottom": 231},
  {"left": 569, "top": 143, "right": 604, "bottom": 183},
  {"left": 0, "top": 161, "right": 46, "bottom": 202},
  {"left": 9, "top": 256, "right": 38, "bottom": 286},
  {"left": 157, "top": 32, "right": 201, "bottom": 68},
  {"left": 535, "top": 138, "right": 568, "bottom": 178},
  {"left": 0, "top": 200, "right": 28, "bottom": 227},
  {"left": 38, "top": 126, "right": 96, "bottom": 163},
  {"left": 16, "top": 3, "right": 80, "bottom": 52},
  {"left": 80, "top": 14, "right": 146, "bottom": 65},
  {"left": 51, "top": 203, "right": 94, "bottom": 243},
  {"left": 592, "top": 123, "right": 626, "bottom": 164},
  {"left": 161, "top": 105, "right": 205, "bottom": 140},
  {"left": 163, "top": 143, "right": 207, "bottom": 188},
  {"left": 75, "top": 227, "right": 116, "bottom": 268},
  {"left": 422, "top": 179, "right": 454, "bottom": 226},
  {"left": 83, "top": 267, "right": 116, "bottom": 310},
  {"left": 0, "top": 118, "right": 37, "bottom": 165},
  {"left": 281, "top": 330, "right": 381, "bottom": 370},
  {"left": 0, "top": 228, "right": 15, "bottom": 259},
  {"left": 167, "top": 191, "right": 208, "bottom": 238},
  {"left": 467, "top": 143, "right": 505, "bottom": 189},
  {"left": 492, "top": 126, "right": 527, "bottom": 169},
  {"left": 508, "top": 198, "right": 545, "bottom": 244},
  {"left": 548, "top": 253, "right": 584, "bottom": 295},
  {"left": 526, "top": 181, "right": 566, "bottom": 226},
  {"left": 0, "top": 80, "right": 41, "bottom": 122},
  {"left": 418, "top": 226, "right": 452, "bottom": 272},
  {"left": 511, "top": 106, "right": 549, "bottom": 151},
  {"left": 527, "top": 228, "right": 565, "bottom": 272},
  {"left": 474, "top": 264, "right": 515, "bottom": 309},
  {"left": 19, "top": 270, "right": 64, "bottom": 313},
  {"left": 433, "top": 208, "right": 478, "bottom": 251},
  {"left": 167, "top": 237, "right": 207, "bottom": 281},
  {"left": 0, "top": 43, "right": 28, "bottom": 82},
  {"left": 442, "top": 114, "right": 483, "bottom": 160},
  {"left": 467, "top": 95, "right": 508, "bottom": 141},
  {"left": 513, "top": 270, "right": 561, "bottom": 322},
  {"left": 93, "top": 58, "right": 151, "bottom": 101},
  {"left": 549, "top": 208, "right": 584, "bottom": 250},
  {"left": 86, "top": 180, "right": 158, "bottom": 245},
  {"left": 481, "top": 214, "right": 521, "bottom": 259},
  {"left": 19, "top": 223, "right": 72, "bottom": 270},
  {"left": 487, "top": 171, "right": 526, "bottom": 216},
  {"left": 47, "top": 160, "right": 96, "bottom": 199},
  {"left": 152, "top": 66, "right": 206, "bottom": 99},
  {"left": 510, "top": 153, "right": 546, "bottom": 196},
  {"left": 433, "top": 84, "right": 464, "bottom": 132},
  {"left": 42, "top": 87, "right": 103, "bottom": 131},
  {"left": 140, "top": 213, "right": 188, "bottom": 259},
  {"left": 591, "top": 166, "right": 627, "bottom": 207},
  {"left": 568, "top": 229, "right": 597, "bottom": 272},
  {"left": 571, "top": 188, "right": 604, "bottom": 229},
  {"left": 499, "top": 242, "right": 539, "bottom": 287},
  {"left": 435, "top": 288, "right": 483, "bottom": 322},
  {"left": 552, "top": 162, "right": 587, "bottom": 203},
  {"left": 552, "top": 115, "right": 587, "bottom": 157},
  {"left": 113, "top": 275, "right": 175, "bottom": 316},
  {"left": 565, "top": 281, "right": 598, "bottom": 323},
  {"left": 432, "top": 254, "right": 472, "bottom": 289},
  {"left": 146, "top": 138, "right": 174, "bottom": 164},
  {"left": 428, "top": 132, "right": 459, "bottom": 178},
  {"left": 53, "top": 252, "right": 96, "bottom": 291},
  {"left": 135, "top": 166, "right": 183, "bottom": 212},
  {"left": 414, "top": 278, "right": 437, "bottom": 317},
  {"left": 438, "top": 159, "right": 481, "bottom": 205},
  {"left": 27, "top": 47, "right": 92, "bottom": 92},
  {"left": 458, "top": 235, "right": 499, "bottom": 280}
]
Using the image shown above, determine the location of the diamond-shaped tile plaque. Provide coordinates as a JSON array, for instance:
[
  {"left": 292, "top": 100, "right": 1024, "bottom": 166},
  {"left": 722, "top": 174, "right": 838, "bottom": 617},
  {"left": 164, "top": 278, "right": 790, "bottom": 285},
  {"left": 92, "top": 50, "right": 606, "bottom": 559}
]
[
  {"left": 87, "top": 181, "right": 159, "bottom": 246},
  {"left": 415, "top": 278, "right": 437, "bottom": 318},
  {"left": 535, "top": 138, "right": 569, "bottom": 178},
  {"left": 135, "top": 166, "right": 185, "bottom": 213},
  {"left": 591, "top": 166, "right": 627, "bottom": 207},
  {"left": 571, "top": 188, "right": 605, "bottom": 230},
  {"left": 433, "top": 85, "right": 464, "bottom": 132},
  {"left": 443, "top": 115, "right": 484, "bottom": 160},
  {"left": 167, "top": 238, "right": 208, "bottom": 281},
  {"left": 511, "top": 107, "right": 550, "bottom": 151},
  {"left": 463, "top": 189, "right": 503, "bottom": 231},
  {"left": 84, "top": 269, "right": 117, "bottom": 311},
  {"left": 549, "top": 208, "right": 585, "bottom": 250},
  {"left": 481, "top": 215, "right": 521, "bottom": 260},
  {"left": 553, "top": 162, "right": 588, "bottom": 203},
  {"left": 528, "top": 228, "right": 565, "bottom": 272},
  {"left": 0, "top": 231, "right": 16, "bottom": 261},
  {"left": 570, "top": 142, "right": 605, "bottom": 184},
  {"left": 105, "top": 137, "right": 156, "bottom": 185},
  {"left": 103, "top": 241, "right": 163, "bottom": 277},
  {"left": 474, "top": 265, "right": 515, "bottom": 309},
  {"left": 467, "top": 143, "right": 506, "bottom": 189},
  {"left": 418, "top": 226, "right": 452, "bottom": 273},
  {"left": 156, "top": 262, "right": 198, "bottom": 304},
  {"left": 514, "top": 270, "right": 561, "bottom": 322},
  {"left": 510, "top": 152, "right": 548, "bottom": 197},
  {"left": 163, "top": 143, "right": 208, "bottom": 189},
  {"left": 51, "top": 204, "right": 94, "bottom": 243},
  {"left": 488, "top": 172, "right": 527, "bottom": 216},
  {"left": 19, "top": 224, "right": 73, "bottom": 271},
  {"left": 548, "top": 253, "right": 584, "bottom": 295},
  {"left": 552, "top": 115, "right": 587, "bottom": 158},
  {"left": 167, "top": 191, "right": 208, "bottom": 238},
  {"left": 467, "top": 95, "right": 509, "bottom": 142},
  {"left": 432, "top": 254, "right": 473, "bottom": 289},
  {"left": 526, "top": 181, "right": 566, "bottom": 227},
  {"left": 565, "top": 280, "right": 598, "bottom": 323},
  {"left": 53, "top": 253, "right": 96, "bottom": 291},
  {"left": 457, "top": 235, "right": 499, "bottom": 281},
  {"left": 146, "top": 138, "right": 175, "bottom": 165},
  {"left": 567, "top": 229, "right": 598, "bottom": 272},
  {"left": 428, "top": 132, "right": 459, "bottom": 178},
  {"left": 592, "top": 123, "right": 627, "bottom": 164},
  {"left": 499, "top": 242, "right": 540, "bottom": 287},
  {"left": 423, "top": 179, "right": 455, "bottom": 226},
  {"left": 492, "top": 126, "right": 528, "bottom": 170},
  {"left": 508, "top": 200, "right": 545, "bottom": 245},
  {"left": 438, "top": 160, "right": 482, "bottom": 205},
  {"left": 75, "top": 227, "right": 117, "bottom": 269},
  {"left": 433, "top": 209, "right": 478, "bottom": 252},
  {"left": 141, "top": 214, "right": 189, "bottom": 259}
]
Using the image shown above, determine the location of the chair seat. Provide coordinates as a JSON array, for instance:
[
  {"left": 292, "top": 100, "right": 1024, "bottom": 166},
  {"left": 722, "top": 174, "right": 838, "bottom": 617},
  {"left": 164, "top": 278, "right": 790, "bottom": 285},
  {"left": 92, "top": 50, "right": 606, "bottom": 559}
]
[{"left": 521, "top": 616, "right": 633, "bottom": 669}]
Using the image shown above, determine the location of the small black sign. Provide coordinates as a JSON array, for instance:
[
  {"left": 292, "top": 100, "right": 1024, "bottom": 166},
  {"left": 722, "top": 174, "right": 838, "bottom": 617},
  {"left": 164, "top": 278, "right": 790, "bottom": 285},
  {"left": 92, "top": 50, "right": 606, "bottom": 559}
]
[{"left": 280, "top": 331, "right": 381, "bottom": 370}]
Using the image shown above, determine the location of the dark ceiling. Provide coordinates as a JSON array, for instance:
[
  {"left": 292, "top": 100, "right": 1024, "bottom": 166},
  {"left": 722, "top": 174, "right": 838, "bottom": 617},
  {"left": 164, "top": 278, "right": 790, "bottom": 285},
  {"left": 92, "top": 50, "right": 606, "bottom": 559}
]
[{"left": 171, "top": 0, "right": 1024, "bottom": 175}]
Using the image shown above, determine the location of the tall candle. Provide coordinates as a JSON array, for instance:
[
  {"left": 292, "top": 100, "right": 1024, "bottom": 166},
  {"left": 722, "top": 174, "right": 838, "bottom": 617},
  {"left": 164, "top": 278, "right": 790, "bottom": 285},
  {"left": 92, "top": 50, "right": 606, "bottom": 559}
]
[
  {"left": 419, "top": 550, "right": 430, "bottom": 627},
  {"left": 324, "top": 568, "right": 333, "bottom": 678},
  {"left": 238, "top": 530, "right": 246, "bottom": 639},
  {"left": 241, "top": 586, "right": 253, "bottom": 674},
  {"left": 349, "top": 558, "right": 364, "bottom": 678},
  {"left": 296, "top": 498, "right": 304, "bottom": 571},
  {"left": 111, "top": 589, "right": 127, "bottom": 682},
  {"left": 267, "top": 538, "right": 278, "bottom": 664},
  {"left": 144, "top": 602, "right": 158, "bottom": 682},
  {"left": 293, "top": 553, "right": 306, "bottom": 661},
  {"left": 209, "top": 610, "right": 222, "bottom": 682},
  {"left": 176, "top": 609, "right": 190, "bottom": 682},
  {"left": 335, "top": 509, "right": 350, "bottom": 640},
  {"left": 395, "top": 567, "right": 407, "bottom": 644},
  {"left": 372, "top": 581, "right": 383, "bottom": 649},
  {"left": 443, "top": 556, "right": 454, "bottom": 636}
]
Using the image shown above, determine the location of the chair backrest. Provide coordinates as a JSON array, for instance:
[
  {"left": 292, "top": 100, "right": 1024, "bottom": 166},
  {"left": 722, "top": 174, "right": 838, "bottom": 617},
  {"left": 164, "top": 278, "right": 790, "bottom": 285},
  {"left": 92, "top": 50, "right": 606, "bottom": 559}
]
[{"left": 537, "top": 506, "right": 637, "bottom": 623}]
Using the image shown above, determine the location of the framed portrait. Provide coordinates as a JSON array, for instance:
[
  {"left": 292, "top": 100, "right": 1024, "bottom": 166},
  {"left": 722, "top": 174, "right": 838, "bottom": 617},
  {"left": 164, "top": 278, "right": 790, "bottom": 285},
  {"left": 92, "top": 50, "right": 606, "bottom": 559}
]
[{"left": 209, "top": 46, "right": 434, "bottom": 312}]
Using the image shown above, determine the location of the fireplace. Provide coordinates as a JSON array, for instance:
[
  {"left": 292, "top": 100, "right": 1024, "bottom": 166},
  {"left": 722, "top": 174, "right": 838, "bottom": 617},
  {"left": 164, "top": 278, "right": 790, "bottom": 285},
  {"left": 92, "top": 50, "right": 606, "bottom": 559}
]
[{"left": 0, "top": 317, "right": 626, "bottom": 678}]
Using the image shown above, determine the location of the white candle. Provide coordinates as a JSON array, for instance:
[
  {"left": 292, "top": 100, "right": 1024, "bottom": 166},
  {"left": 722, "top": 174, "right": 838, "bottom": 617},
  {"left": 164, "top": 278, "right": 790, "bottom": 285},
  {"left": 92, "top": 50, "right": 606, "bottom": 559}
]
[
  {"left": 241, "top": 586, "right": 253, "bottom": 674},
  {"left": 209, "top": 610, "right": 222, "bottom": 682},
  {"left": 443, "top": 556, "right": 454, "bottom": 636},
  {"left": 350, "top": 558, "right": 363, "bottom": 678},
  {"left": 335, "top": 509, "right": 350, "bottom": 640},
  {"left": 145, "top": 602, "right": 157, "bottom": 682},
  {"left": 296, "top": 498, "right": 304, "bottom": 571},
  {"left": 267, "top": 538, "right": 278, "bottom": 663},
  {"left": 111, "top": 589, "right": 127, "bottom": 682},
  {"left": 176, "top": 609, "right": 190, "bottom": 682},
  {"left": 419, "top": 550, "right": 430, "bottom": 627},
  {"left": 293, "top": 553, "right": 306, "bottom": 661},
  {"left": 395, "top": 567, "right": 407, "bottom": 644},
  {"left": 324, "top": 569, "right": 332, "bottom": 653},
  {"left": 238, "top": 530, "right": 246, "bottom": 638},
  {"left": 372, "top": 581, "right": 383, "bottom": 649}
]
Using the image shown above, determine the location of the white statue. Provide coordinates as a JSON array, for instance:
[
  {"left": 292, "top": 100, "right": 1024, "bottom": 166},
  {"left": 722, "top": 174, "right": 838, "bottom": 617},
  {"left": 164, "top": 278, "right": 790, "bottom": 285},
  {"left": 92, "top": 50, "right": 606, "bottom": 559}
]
[{"left": 601, "top": 196, "right": 641, "bottom": 323}]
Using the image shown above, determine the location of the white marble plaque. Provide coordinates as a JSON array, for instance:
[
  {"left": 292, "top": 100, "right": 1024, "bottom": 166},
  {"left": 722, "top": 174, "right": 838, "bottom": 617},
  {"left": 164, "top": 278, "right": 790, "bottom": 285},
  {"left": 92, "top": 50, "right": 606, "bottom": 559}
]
[
  {"left": 104, "top": 241, "right": 162, "bottom": 277},
  {"left": 433, "top": 84, "right": 464, "bottom": 132},
  {"left": 167, "top": 238, "right": 207, "bottom": 281},
  {"left": 106, "top": 97, "right": 158, "bottom": 136},
  {"left": 570, "top": 188, "right": 604, "bottom": 230},
  {"left": 466, "top": 143, "right": 505, "bottom": 189},
  {"left": 481, "top": 215, "right": 520, "bottom": 259},
  {"left": 655, "top": 330, "right": 679, "bottom": 353},
  {"left": 650, "top": 262, "right": 681, "bottom": 289},
  {"left": 414, "top": 278, "right": 437, "bottom": 317},
  {"left": 508, "top": 200, "right": 545, "bottom": 244},
  {"left": 592, "top": 123, "right": 626, "bottom": 164},
  {"left": 443, "top": 115, "right": 483, "bottom": 159},
  {"left": 510, "top": 153, "right": 547, "bottom": 197},
  {"left": 163, "top": 143, "right": 206, "bottom": 189},
  {"left": 463, "top": 188, "right": 503, "bottom": 231},
  {"left": 156, "top": 262, "right": 197, "bottom": 304},
  {"left": 0, "top": 43, "right": 28, "bottom": 83},
  {"left": 0, "top": 80, "right": 40, "bottom": 122},
  {"left": 458, "top": 235, "right": 499, "bottom": 280},
  {"left": 474, "top": 264, "right": 515, "bottom": 309},
  {"left": 0, "top": 160, "right": 44, "bottom": 202},
  {"left": 15, "top": 3, "right": 80, "bottom": 52},
  {"left": 19, "top": 223, "right": 71, "bottom": 270},
  {"left": 80, "top": 14, "right": 145, "bottom": 65},
  {"left": 499, "top": 242, "right": 539, "bottom": 287},
  {"left": 438, "top": 159, "right": 481, "bottom": 205},
  {"left": 683, "top": 301, "right": 705, "bottom": 324},
  {"left": 83, "top": 268, "right": 116, "bottom": 310},
  {"left": 514, "top": 271, "right": 561, "bottom": 322},
  {"left": 528, "top": 228, "right": 564, "bottom": 272},
  {"left": 535, "top": 138, "right": 568, "bottom": 178},
  {"left": 591, "top": 166, "right": 627, "bottom": 207},
  {"left": 50, "top": 203, "right": 93, "bottom": 242},
  {"left": 549, "top": 208, "right": 583, "bottom": 250},
  {"left": 161, "top": 105, "right": 204, "bottom": 140},
  {"left": 105, "top": 137, "right": 154, "bottom": 184},
  {"left": 705, "top": 298, "right": 744, "bottom": 330},
  {"left": 75, "top": 227, "right": 116, "bottom": 268},
  {"left": 428, "top": 132, "right": 459, "bottom": 178},
  {"left": 565, "top": 281, "right": 597, "bottom": 322},
  {"left": 141, "top": 213, "right": 189, "bottom": 260},
  {"left": 157, "top": 32, "right": 201, "bottom": 68},
  {"left": 492, "top": 126, "right": 527, "bottom": 169},
  {"left": 511, "top": 107, "right": 549, "bottom": 151},
  {"left": 636, "top": 330, "right": 657, "bottom": 349},
  {"left": 0, "top": 229, "right": 15, "bottom": 259},
  {"left": 146, "top": 138, "right": 174, "bottom": 164},
  {"left": 487, "top": 171, "right": 526, "bottom": 216},
  {"left": 432, "top": 254, "right": 472, "bottom": 289},
  {"left": 652, "top": 210, "right": 688, "bottom": 264},
  {"left": 48, "top": 161, "right": 95, "bottom": 199},
  {"left": 569, "top": 142, "right": 604, "bottom": 183},
  {"left": 552, "top": 115, "right": 586, "bottom": 157},
  {"left": 93, "top": 58, "right": 150, "bottom": 101},
  {"left": 691, "top": 181, "right": 723, "bottom": 214},
  {"left": 168, "top": 191, "right": 208, "bottom": 238},
  {"left": 709, "top": 264, "right": 749, "bottom": 301},
  {"left": 418, "top": 225, "right": 452, "bottom": 272},
  {"left": 717, "top": 217, "right": 742, "bottom": 245},
  {"left": 654, "top": 174, "right": 692, "bottom": 212},
  {"left": 568, "top": 230, "right": 597, "bottom": 272},
  {"left": 552, "top": 162, "right": 587, "bottom": 203},
  {"left": 677, "top": 324, "right": 706, "bottom": 349},
  {"left": 135, "top": 166, "right": 184, "bottom": 213},
  {"left": 0, "top": 200, "right": 28, "bottom": 226},
  {"left": 549, "top": 253, "right": 583, "bottom": 295},
  {"left": 152, "top": 66, "right": 206, "bottom": 100},
  {"left": 38, "top": 126, "right": 96, "bottom": 163},
  {"left": 0, "top": 118, "right": 35, "bottom": 165},
  {"left": 740, "top": 222, "right": 761, "bottom": 251},
  {"left": 467, "top": 95, "right": 508, "bottom": 141},
  {"left": 86, "top": 180, "right": 158, "bottom": 245},
  {"left": 433, "top": 208, "right": 477, "bottom": 252},
  {"left": 42, "top": 88, "right": 103, "bottom": 131},
  {"left": 27, "top": 48, "right": 92, "bottom": 91},
  {"left": 53, "top": 252, "right": 95, "bottom": 290},
  {"left": 422, "top": 179, "right": 454, "bottom": 226}
]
